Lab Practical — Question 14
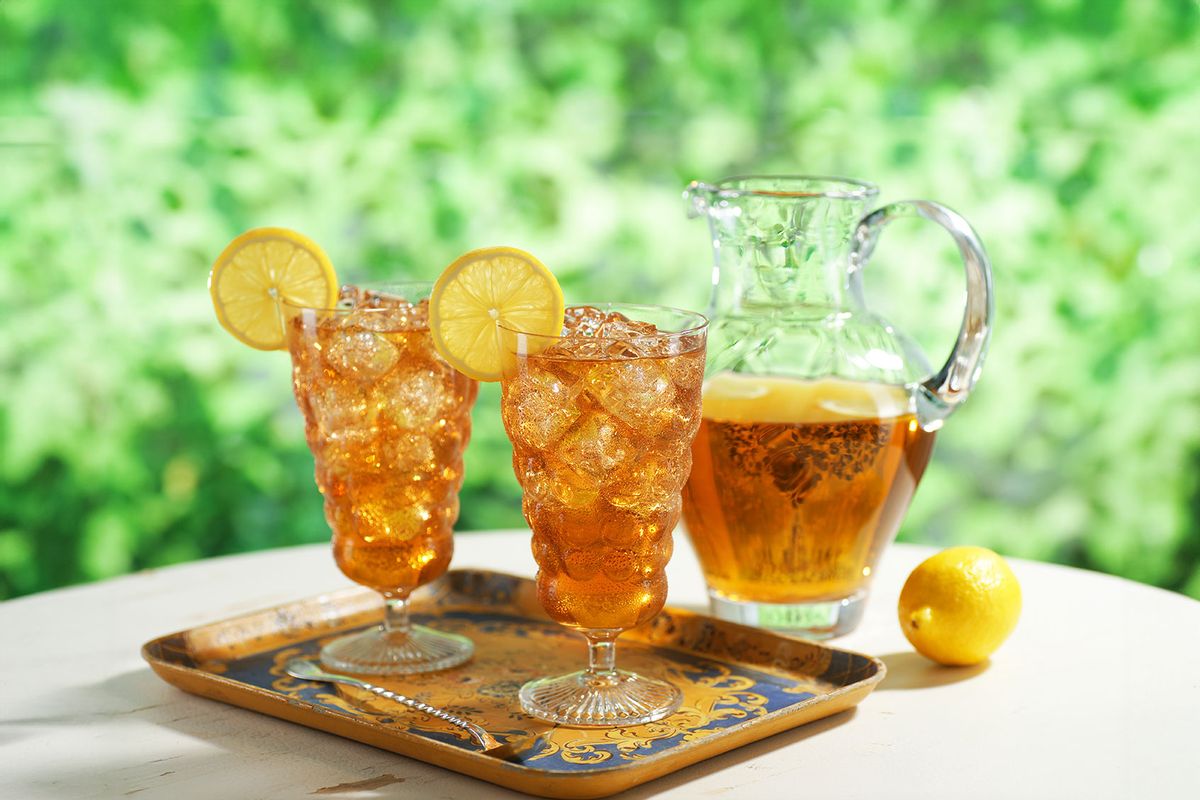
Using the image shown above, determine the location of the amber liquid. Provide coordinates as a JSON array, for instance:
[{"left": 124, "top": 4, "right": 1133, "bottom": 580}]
[
  {"left": 681, "top": 375, "right": 935, "bottom": 604},
  {"left": 501, "top": 315, "right": 705, "bottom": 631},
  {"left": 287, "top": 300, "right": 476, "bottom": 596}
]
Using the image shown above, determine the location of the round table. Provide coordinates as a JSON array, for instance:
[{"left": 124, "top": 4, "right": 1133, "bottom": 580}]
[{"left": 2, "top": 531, "right": 1198, "bottom": 799}]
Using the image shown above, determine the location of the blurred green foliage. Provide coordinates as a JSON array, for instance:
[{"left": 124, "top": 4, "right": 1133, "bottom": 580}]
[{"left": 2, "top": 0, "right": 1199, "bottom": 599}]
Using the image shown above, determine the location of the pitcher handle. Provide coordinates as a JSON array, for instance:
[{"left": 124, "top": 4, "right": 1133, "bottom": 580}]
[{"left": 848, "top": 200, "right": 994, "bottom": 430}]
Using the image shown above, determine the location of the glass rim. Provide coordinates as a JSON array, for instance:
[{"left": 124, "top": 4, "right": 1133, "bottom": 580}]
[
  {"left": 692, "top": 174, "right": 880, "bottom": 200},
  {"left": 278, "top": 279, "right": 434, "bottom": 313},
  {"left": 495, "top": 302, "right": 709, "bottom": 342}
]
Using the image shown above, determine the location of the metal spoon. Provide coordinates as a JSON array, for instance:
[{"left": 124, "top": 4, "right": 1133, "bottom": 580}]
[{"left": 284, "top": 659, "right": 548, "bottom": 761}]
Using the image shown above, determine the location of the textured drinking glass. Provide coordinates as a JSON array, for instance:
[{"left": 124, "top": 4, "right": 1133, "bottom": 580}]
[
  {"left": 499, "top": 304, "right": 707, "bottom": 726},
  {"left": 283, "top": 282, "right": 478, "bottom": 674},
  {"left": 681, "top": 176, "right": 993, "bottom": 638}
]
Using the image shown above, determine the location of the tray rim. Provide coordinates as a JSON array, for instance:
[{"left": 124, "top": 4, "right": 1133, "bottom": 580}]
[{"left": 141, "top": 569, "right": 886, "bottom": 799}]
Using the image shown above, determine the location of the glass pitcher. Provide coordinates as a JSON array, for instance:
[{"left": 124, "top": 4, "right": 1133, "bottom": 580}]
[{"left": 679, "top": 175, "right": 993, "bottom": 638}]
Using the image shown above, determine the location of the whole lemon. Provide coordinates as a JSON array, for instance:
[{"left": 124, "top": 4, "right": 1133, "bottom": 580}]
[{"left": 898, "top": 546, "right": 1022, "bottom": 666}]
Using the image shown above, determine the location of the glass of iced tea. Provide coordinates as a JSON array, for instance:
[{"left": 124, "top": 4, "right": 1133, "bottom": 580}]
[
  {"left": 283, "top": 282, "right": 478, "bottom": 674},
  {"left": 499, "top": 304, "right": 707, "bottom": 726}
]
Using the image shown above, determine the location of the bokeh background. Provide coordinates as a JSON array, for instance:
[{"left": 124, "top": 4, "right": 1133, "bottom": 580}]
[{"left": 3, "top": 0, "right": 1199, "bottom": 600}]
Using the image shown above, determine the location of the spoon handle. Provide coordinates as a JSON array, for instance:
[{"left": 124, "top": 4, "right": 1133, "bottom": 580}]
[
  {"left": 287, "top": 661, "right": 498, "bottom": 750},
  {"left": 357, "top": 681, "right": 497, "bottom": 749}
]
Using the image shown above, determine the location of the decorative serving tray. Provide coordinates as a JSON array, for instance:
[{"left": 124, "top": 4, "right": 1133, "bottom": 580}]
[{"left": 142, "top": 570, "right": 884, "bottom": 799}]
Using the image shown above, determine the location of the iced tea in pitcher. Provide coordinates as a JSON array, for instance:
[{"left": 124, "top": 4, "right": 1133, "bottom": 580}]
[{"left": 683, "top": 374, "right": 935, "bottom": 625}]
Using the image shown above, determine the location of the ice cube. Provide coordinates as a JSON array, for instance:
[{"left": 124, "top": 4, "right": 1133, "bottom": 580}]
[
  {"left": 663, "top": 406, "right": 701, "bottom": 442},
  {"left": 585, "top": 359, "right": 677, "bottom": 431},
  {"left": 551, "top": 308, "right": 665, "bottom": 359},
  {"left": 596, "top": 313, "right": 658, "bottom": 341},
  {"left": 336, "top": 291, "right": 429, "bottom": 332},
  {"left": 504, "top": 368, "right": 582, "bottom": 449},
  {"left": 665, "top": 350, "right": 705, "bottom": 393},
  {"left": 378, "top": 363, "right": 456, "bottom": 429},
  {"left": 391, "top": 329, "right": 442, "bottom": 365},
  {"left": 517, "top": 413, "right": 637, "bottom": 515},
  {"left": 342, "top": 306, "right": 398, "bottom": 333},
  {"left": 323, "top": 329, "right": 399, "bottom": 379},
  {"left": 562, "top": 305, "right": 609, "bottom": 336},
  {"left": 348, "top": 482, "right": 436, "bottom": 541},
  {"left": 557, "top": 412, "right": 638, "bottom": 479},
  {"left": 307, "top": 383, "right": 375, "bottom": 435},
  {"left": 381, "top": 430, "right": 437, "bottom": 473},
  {"left": 606, "top": 456, "right": 688, "bottom": 515},
  {"left": 520, "top": 460, "right": 601, "bottom": 512},
  {"left": 319, "top": 428, "right": 381, "bottom": 478},
  {"left": 427, "top": 424, "right": 468, "bottom": 477},
  {"left": 545, "top": 337, "right": 630, "bottom": 360},
  {"left": 336, "top": 284, "right": 362, "bottom": 308}
]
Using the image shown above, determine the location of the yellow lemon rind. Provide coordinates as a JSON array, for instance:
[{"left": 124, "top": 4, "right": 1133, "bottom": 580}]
[
  {"left": 897, "top": 546, "right": 1022, "bottom": 667},
  {"left": 209, "top": 227, "right": 338, "bottom": 351},
  {"left": 429, "top": 246, "right": 565, "bottom": 382}
]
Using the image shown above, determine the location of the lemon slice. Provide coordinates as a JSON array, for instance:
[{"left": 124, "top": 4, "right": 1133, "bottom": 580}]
[
  {"left": 209, "top": 227, "right": 338, "bottom": 350},
  {"left": 429, "top": 246, "right": 565, "bottom": 381}
]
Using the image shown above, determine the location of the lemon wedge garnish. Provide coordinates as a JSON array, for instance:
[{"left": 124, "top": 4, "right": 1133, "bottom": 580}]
[
  {"left": 429, "top": 247, "right": 564, "bottom": 381},
  {"left": 209, "top": 227, "right": 338, "bottom": 350}
]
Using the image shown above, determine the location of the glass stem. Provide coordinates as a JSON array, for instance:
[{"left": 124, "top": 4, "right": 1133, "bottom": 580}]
[
  {"left": 383, "top": 596, "right": 411, "bottom": 641},
  {"left": 584, "top": 629, "right": 620, "bottom": 677}
]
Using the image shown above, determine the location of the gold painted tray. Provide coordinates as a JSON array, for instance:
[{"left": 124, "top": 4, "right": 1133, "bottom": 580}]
[{"left": 142, "top": 570, "right": 884, "bottom": 799}]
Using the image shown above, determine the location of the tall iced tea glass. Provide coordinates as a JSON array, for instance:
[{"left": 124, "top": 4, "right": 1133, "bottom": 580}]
[
  {"left": 283, "top": 282, "right": 477, "bottom": 674},
  {"left": 499, "top": 304, "right": 707, "bottom": 726}
]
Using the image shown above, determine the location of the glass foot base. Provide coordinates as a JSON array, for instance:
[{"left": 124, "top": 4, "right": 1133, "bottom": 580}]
[
  {"left": 708, "top": 588, "right": 868, "bottom": 639},
  {"left": 320, "top": 624, "right": 473, "bottom": 675},
  {"left": 519, "top": 669, "right": 682, "bottom": 727}
]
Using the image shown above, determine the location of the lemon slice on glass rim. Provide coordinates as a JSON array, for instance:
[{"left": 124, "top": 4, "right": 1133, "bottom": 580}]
[
  {"left": 209, "top": 227, "right": 338, "bottom": 350},
  {"left": 429, "top": 246, "right": 565, "bottom": 381}
]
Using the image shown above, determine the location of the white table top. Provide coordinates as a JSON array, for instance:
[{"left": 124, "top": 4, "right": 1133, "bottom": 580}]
[{"left": 2, "top": 530, "right": 1198, "bottom": 800}]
